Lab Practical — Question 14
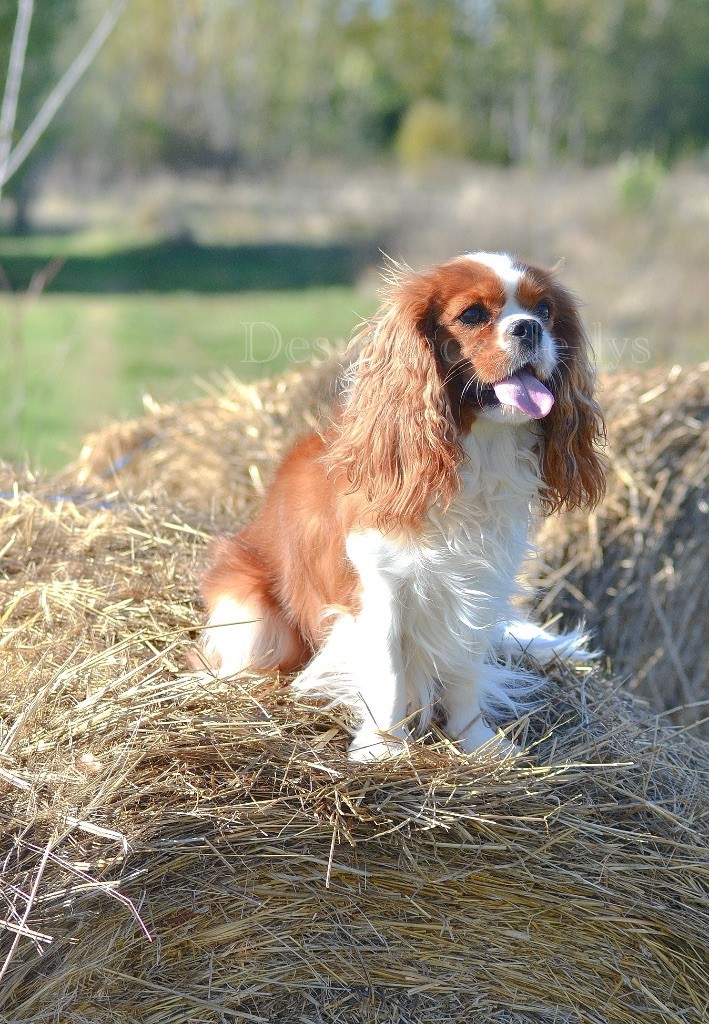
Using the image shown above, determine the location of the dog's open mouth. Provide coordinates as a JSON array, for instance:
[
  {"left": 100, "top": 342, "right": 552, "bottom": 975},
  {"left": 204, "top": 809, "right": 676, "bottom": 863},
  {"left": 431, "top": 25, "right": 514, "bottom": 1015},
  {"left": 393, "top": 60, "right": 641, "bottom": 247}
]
[
  {"left": 492, "top": 369, "right": 554, "bottom": 418},
  {"left": 472, "top": 366, "right": 554, "bottom": 419}
]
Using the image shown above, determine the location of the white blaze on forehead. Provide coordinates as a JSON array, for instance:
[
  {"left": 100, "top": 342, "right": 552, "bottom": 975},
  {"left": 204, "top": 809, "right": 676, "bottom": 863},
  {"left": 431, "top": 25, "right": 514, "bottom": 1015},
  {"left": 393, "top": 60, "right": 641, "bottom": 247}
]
[
  {"left": 465, "top": 251, "right": 523, "bottom": 302},
  {"left": 464, "top": 250, "right": 556, "bottom": 379}
]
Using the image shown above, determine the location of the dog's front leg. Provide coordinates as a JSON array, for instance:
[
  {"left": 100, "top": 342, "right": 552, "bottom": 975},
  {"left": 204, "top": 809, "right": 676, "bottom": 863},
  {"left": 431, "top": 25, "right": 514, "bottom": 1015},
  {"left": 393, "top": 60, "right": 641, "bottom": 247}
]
[
  {"left": 341, "top": 531, "right": 409, "bottom": 760},
  {"left": 442, "top": 671, "right": 518, "bottom": 757},
  {"left": 293, "top": 531, "right": 409, "bottom": 760}
]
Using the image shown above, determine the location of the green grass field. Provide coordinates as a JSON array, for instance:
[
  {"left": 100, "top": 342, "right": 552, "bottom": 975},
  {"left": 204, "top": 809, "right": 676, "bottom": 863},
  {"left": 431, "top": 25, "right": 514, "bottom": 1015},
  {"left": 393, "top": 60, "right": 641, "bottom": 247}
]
[
  {"left": 0, "top": 288, "right": 375, "bottom": 470},
  {"left": 0, "top": 228, "right": 383, "bottom": 470}
]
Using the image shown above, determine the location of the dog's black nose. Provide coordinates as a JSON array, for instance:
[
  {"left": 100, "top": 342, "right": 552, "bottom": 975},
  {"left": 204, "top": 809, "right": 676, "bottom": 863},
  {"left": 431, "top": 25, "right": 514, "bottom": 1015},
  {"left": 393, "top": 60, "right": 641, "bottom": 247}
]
[{"left": 508, "top": 318, "right": 543, "bottom": 349}]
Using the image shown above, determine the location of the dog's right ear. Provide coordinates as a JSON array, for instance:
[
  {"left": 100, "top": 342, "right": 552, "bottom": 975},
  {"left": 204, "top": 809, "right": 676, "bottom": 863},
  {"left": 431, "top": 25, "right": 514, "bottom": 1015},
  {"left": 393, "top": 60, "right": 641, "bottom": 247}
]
[
  {"left": 328, "top": 274, "right": 461, "bottom": 532},
  {"left": 540, "top": 278, "right": 606, "bottom": 513}
]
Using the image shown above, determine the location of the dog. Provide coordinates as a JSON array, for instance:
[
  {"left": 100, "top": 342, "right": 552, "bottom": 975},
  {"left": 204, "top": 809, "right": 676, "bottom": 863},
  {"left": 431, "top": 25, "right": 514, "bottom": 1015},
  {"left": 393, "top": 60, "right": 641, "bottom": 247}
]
[{"left": 200, "top": 252, "right": 605, "bottom": 760}]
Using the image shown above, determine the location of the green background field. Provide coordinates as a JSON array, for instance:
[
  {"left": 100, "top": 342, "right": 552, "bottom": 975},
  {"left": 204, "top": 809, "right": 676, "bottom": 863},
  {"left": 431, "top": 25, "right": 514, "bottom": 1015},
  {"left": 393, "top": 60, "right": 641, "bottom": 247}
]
[
  {"left": 0, "top": 228, "right": 383, "bottom": 468},
  {"left": 2, "top": 162, "right": 706, "bottom": 472},
  {"left": 0, "top": 283, "right": 375, "bottom": 470}
]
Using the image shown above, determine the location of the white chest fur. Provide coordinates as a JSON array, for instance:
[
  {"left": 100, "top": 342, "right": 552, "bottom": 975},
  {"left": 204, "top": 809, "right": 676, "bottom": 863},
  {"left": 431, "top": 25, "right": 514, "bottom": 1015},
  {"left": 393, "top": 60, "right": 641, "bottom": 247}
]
[
  {"left": 355, "top": 420, "right": 541, "bottom": 708},
  {"left": 295, "top": 419, "right": 546, "bottom": 756},
  {"left": 358, "top": 419, "right": 541, "bottom": 630}
]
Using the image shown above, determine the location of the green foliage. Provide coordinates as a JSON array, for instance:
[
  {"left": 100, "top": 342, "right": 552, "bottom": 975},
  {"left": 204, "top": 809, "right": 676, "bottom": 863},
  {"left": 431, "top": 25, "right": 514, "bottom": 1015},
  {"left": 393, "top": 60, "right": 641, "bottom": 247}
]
[
  {"left": 395, "top": 98, "right": 470, "bottom": 168},
  {"left": 1, "top": 0, "right": 707, "bottom": 227},
  {"left": 575, "top": 0, "right": 709, "bottom": 161},
  {"left": 0, "top": 0, "right": 79, "bottom": 226},
  {"left": 0, "top": 1, "right": 77, "bottom": 119},
  {"left": 616, "top": 153, "right": 666, "bottom": 212},
  {"left": 49, "top": 0, "right": 709, "bottom": 176}
]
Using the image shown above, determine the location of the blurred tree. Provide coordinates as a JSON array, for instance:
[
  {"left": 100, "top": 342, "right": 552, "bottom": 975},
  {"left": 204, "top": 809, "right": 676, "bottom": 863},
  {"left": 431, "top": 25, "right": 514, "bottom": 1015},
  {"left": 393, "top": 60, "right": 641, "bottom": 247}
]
[
  {"left": 0, "top": 0, "right": 79, "bottom": 230},
  {"left": 395, "top": 97, "right": 470, "bottom": 167},
  {"left": 19, "top": 0, "right": 709, "bottom": 183},
  {"left": 578, "top": 0, "right": 709, "bottom": 160}
]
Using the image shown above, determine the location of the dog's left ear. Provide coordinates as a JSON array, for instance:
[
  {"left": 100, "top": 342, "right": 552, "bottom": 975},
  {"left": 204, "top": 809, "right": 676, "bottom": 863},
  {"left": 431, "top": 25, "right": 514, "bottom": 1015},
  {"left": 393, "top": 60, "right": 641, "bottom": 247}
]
[
  {"left": 540, "top": 282, "right": 606, "bottom": 512},
  {"left": 328, "top": 272, "right": 462, "bottom": 531}
]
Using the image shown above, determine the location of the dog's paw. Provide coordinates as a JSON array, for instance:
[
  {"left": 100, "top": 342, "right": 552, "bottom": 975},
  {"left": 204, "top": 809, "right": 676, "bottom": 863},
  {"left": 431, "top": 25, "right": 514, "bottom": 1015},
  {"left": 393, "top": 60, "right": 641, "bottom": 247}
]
[
  {"left": 454, "top": 718, "right": 521, "bottom": 759},
  {"left": 348, "top": 729, "right": 407, "bottom": 762}
]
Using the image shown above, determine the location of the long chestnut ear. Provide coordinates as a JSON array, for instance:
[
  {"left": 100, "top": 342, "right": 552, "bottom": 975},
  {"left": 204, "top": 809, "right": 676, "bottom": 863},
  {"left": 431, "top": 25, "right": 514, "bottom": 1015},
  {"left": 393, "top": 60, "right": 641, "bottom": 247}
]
[
  {"left": 541, "top": 284, "right": 606, "bottom": 512},
  {"left": 328, "top": 280, "right": 462, "bottom": 531}
]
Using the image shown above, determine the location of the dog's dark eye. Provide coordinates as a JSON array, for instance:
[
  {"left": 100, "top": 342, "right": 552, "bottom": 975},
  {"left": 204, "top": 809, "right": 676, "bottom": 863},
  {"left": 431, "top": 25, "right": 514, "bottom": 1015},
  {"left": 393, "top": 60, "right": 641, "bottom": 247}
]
[
  {"left": 535, "top": 299, "right": 552, "bottom": 321},
  {"left": 459, "top": 303, "right": 488, "bottom": 326}
]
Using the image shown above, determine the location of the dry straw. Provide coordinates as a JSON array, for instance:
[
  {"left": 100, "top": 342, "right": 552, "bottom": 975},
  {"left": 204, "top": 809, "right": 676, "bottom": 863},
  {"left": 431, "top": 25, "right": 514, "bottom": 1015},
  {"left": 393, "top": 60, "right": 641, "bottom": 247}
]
[
  {"left": 64, "top": 357, "right": 708, "bottom": 730},
  {"left": 1, "top": 360, "right": 707, "bottom": 1022},
  {"left": 536, "top": 363, "right": 708, "bottom": 731}
]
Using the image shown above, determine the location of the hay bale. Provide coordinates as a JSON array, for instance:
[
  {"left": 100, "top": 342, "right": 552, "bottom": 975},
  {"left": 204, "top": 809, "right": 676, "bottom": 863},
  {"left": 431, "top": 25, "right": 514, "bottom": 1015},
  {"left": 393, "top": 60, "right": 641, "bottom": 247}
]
[
  {"left": 0, "top": 482, "right": 706, "bottom": 1022},
  {"left": 1, "top": 361, "right": 707, "bottom": 1021},
  {"left": 535, "top": 364, "right": 708, "bottom": 733},
  {"left": 62, "top": 359, "right": 708, "bottom": 729},
  {"left": 61, "top": 355, "right": 347, "bottom": 517}
]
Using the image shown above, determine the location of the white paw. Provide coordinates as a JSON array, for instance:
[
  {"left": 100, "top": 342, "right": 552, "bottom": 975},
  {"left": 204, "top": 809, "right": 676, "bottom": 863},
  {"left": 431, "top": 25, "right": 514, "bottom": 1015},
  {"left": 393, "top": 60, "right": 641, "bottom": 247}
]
[
  {"left": 454, "top": 718, "right": 521, "bottom": 758},
  {"left": 348, "top": 729, "right": 407, "bottom": 762},
  {"left": 201, "top": 597, "right": 262, "bottom": 677}
]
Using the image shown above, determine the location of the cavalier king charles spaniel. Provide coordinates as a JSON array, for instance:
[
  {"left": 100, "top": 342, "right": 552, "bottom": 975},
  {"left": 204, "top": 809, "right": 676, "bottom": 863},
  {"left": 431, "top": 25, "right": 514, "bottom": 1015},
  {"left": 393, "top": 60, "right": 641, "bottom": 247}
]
[{"left": 200, "top": 252, "right": 605, "bottom": 760}]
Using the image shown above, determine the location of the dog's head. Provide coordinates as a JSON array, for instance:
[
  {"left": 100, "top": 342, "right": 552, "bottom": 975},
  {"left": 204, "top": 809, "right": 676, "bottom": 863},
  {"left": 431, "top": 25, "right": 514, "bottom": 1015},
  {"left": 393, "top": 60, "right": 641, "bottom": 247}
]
[{"left": 331, "top": 252, "right": 606, "bottom": 528}]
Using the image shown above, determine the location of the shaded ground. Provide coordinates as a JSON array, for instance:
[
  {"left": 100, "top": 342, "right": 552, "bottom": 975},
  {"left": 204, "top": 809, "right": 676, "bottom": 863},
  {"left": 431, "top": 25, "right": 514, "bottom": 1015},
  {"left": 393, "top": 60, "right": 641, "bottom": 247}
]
[{"left": 0, "top": 237, "right": 382, "bottom": 293}]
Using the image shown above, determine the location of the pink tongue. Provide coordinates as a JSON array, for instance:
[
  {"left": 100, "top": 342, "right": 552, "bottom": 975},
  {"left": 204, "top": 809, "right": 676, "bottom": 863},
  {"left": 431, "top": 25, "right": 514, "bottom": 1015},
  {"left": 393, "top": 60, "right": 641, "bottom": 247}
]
[{"left": 493, "top": 371, "right": 554, "bottom": 419}]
